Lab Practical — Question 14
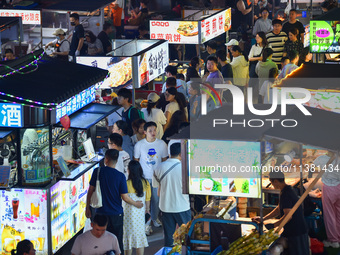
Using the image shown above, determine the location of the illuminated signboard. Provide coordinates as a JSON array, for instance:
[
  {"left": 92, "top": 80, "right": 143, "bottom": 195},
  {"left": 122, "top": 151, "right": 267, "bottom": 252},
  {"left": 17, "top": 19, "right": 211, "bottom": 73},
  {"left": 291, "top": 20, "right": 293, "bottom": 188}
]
[
  {"left": 77, "top": 56, "right": 132, "bottom": 89},
  {"left": 150, "top": 20, "right": 199, "bottom": 44},
  {"left": 51, "top": 166, "right": 95, "bottom": 253},
  {"left": 310, "top": 20, "right": 340, "bottom": 53},
  {"left": 304, "top": 24, "right": 310, "bottom": 48},
  {"left": 201, "top": 8, "right": 231, "bottom": 43},
  {"left": 0, "top": 103, "right": 22, "bottom": 128},
  {"left": 188, "top": 140, "right": 261, "bottom": 198},
  {"left": 0, "top": 10, "right": 41, "bottom": 25},
  {"left": 56, "top": 85, "right": 96, "bottom": 122},
  {"left": 0, "top": 189, "right": 48, "bottom": 254},
  {"left": 138, "top": 41, "right": 169, "bottom": 87}
]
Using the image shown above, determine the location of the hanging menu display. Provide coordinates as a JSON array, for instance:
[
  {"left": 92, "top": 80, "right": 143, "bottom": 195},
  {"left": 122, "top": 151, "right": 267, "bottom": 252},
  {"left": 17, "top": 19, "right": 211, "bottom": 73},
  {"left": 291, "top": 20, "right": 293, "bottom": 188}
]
[
  {"left": 138, "top": 41, "right": 169, "bottom": 87},
  {"left": 188, "top": 140, "right": 261, "bottom": 198},
  {"left": 310, "top": 21, "right": 340, "bottom": 53},
  {"left": 0, "top": 189, "right": 48, "bottom": 254}
]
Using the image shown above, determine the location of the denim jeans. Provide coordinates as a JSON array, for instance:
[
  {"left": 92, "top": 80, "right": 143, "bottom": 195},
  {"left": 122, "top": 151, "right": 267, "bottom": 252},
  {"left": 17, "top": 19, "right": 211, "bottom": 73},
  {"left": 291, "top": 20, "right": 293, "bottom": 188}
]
[
  {"left": 162, "top": 209, "right": 191, "bottom": 247},
  {"left": 146, "top": 178, "right": 160, "bottom": 222}
]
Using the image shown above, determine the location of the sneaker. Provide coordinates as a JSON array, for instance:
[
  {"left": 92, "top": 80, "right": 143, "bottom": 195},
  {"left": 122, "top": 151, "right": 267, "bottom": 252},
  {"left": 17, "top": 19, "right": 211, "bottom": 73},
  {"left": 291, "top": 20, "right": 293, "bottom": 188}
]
[
  {"left": 145, "top": 225, "right": 153, "bottom": 236},
  {"left": 153, "top": 218, "right": 162, "bottom": 227},
  {"left": 323, "top": 240, "right": 340, "bottom": 248}
]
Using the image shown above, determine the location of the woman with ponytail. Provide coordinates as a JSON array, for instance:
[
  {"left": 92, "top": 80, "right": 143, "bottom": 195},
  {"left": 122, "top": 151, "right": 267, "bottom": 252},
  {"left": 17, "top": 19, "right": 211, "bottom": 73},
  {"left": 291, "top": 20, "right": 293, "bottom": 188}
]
[
  {"left": 141, "top": 93, "right": 166, "bottom": 139},
  {"left": 123, "top": 160, "right": 151, "bottom": 255},
  {"left": 11, "top": 240, "right": 35, "bottom": 255},
  {"left": 164, "top": 87, "right": 188, "bottom": 131}
]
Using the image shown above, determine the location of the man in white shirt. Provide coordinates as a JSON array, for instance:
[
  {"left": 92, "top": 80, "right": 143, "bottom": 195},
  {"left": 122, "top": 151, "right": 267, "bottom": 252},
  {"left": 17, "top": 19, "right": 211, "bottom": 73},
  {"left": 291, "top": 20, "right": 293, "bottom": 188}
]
[
  {"left": 154, "top": 143, "right": 191, "bottom": 247},
  {"left": 108, "top": 133, "right": 130, "bottom": 179},
  {"left": 134, "top": 121, "right": 168, "bottom": 232},
  {"left": 162, "top": 65, "right": 188, "bottom": 98},
  {"left": 71, "top": 214, "right": 121, "bottom": 255}
]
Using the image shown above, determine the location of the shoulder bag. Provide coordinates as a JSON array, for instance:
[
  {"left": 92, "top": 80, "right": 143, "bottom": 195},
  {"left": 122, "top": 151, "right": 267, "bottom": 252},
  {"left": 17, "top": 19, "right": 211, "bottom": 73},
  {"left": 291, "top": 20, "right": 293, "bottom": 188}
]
[{"left": 90, "top": 167, "right": 103, "bottom": 208}]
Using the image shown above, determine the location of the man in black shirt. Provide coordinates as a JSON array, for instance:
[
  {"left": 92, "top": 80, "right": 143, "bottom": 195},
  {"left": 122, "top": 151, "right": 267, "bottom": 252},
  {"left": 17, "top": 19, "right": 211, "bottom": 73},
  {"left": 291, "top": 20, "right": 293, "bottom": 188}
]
[
  {"left": 69, "top": 13, "right": 85, "bottom": 60},
  {"left": 117, "top": 88, "right": 140, "bottom": 136},
  {"left": 97, "top": 22, "right": 113, "bottom": 54},
  {"left": 216, "top": 50, "right": 233, "bottom": 84},
  {"left": 282, "top": 9, "right": 305, "bottom": 42},
  {"left": 252, "top": 171, "right": 309, "bottom": 255}
]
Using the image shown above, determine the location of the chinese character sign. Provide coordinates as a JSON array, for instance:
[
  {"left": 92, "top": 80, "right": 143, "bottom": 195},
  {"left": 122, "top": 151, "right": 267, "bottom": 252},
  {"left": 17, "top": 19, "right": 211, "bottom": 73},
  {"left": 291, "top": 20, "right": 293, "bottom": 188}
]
[
  {"left": 0, "top": 104, "right": 22, "bottom": 127},
  {"left": 0, "top": 9, "right": 41, "bottom": 25},
  {"left": 201, "top": 8, "right": 231, "bottom": 43},
  {"left": 56, "top": 86, "right": 96, "bottom": 122},
  {"left": 310, "top": 20, "right": 340, "bottom": 53},
  {"left": 150, "top": 20, "right": 199, "bottom": 44},
  {"left": 0, "top": 188, "right": 48, "bottom": 255},
  {"left": 138, "top": 41, "right": 169, "bottom": 87}
]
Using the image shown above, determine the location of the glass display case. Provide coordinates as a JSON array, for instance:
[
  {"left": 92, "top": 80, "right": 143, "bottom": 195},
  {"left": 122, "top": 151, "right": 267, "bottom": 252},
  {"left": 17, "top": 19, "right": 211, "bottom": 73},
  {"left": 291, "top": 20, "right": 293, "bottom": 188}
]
[{"left": 20, "top": 127, "right": 51, "bottom": 186}]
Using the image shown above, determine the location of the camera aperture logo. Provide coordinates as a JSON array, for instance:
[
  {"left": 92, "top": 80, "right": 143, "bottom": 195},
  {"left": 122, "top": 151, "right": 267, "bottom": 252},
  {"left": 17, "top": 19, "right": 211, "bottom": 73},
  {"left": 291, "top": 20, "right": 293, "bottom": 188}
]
[{"left": 200, "top": 84, "right": 312, "bottom": 128}]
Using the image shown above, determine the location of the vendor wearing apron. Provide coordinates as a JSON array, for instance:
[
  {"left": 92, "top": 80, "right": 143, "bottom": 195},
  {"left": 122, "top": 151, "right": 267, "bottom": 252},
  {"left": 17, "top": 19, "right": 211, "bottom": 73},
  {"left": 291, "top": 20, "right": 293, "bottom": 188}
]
[
  {"left": 46, "top": 28, "right": 70, "bottom": 61},
  {"left": 248, "top": 32, "right": 270, "bottom": 103}
]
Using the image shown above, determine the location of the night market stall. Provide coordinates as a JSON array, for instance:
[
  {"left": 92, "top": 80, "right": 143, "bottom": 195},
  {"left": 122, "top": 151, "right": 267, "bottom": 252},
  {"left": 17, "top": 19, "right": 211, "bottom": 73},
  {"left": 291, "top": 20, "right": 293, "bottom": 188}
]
[
  {"left": 168, "top": 102, "right": 339, "bottom": 254},
  {"left": 0, "top": 49, "right": 119, "bottom": 254}
]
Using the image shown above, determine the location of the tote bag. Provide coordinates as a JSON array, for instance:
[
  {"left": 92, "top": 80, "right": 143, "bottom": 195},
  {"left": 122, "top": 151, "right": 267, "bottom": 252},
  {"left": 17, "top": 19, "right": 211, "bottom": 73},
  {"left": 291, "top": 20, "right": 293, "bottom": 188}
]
[{"left": 90, "top": 167, "right": 102, "bottom": 208}]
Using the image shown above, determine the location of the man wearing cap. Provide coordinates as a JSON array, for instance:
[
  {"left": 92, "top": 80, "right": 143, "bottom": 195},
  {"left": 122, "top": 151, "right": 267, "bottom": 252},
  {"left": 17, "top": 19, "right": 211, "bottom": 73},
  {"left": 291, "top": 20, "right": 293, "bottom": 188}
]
[
  {"left": 226, "top": 39, "right": 239, "bottom": 63},
  {"left": 142, "top": 93, "right": 166, "bottom": 140},
  {"left": 45, "top": 28, "right": 70, "bottom": 61}
]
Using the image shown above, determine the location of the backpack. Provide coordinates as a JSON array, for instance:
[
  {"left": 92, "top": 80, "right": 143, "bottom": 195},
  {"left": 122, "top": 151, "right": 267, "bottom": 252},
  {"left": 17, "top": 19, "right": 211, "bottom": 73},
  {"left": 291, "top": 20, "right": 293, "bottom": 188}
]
[{"left": 128, "top": 106, "right": 144, "bottom": 120}]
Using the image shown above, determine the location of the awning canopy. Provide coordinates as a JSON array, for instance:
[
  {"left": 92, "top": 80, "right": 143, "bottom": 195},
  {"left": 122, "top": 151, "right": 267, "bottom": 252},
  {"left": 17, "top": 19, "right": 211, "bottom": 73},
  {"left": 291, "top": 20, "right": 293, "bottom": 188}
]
[
  {"left": 43, "top": 0, "right": 113, "bottom": 12},
  {"left": 276, "top": 63, "right": 340, "bottom": 90},
  {"left": 264, "top": 106, "right": 340, "bottom": 151},
  {"left": 0, "top": 49, "right": 108, "bottom": 108},
  {"left": 170, "top": 104, "right": 296, "bottom": 142}
]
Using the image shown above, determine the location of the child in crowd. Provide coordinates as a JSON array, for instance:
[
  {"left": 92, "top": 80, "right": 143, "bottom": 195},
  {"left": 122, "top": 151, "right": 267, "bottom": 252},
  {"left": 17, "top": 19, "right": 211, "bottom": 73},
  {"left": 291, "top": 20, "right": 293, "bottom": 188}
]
[{"left": 134, "top": 122, "right": 168, "bottom": 235}]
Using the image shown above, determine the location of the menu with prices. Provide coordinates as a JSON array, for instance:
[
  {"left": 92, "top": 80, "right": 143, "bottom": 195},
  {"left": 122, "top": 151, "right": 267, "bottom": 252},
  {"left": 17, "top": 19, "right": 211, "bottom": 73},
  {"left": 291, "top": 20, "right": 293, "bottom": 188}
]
[
  {"left": 51, "top": 166, "right": 94, "bottom": 253},
  {"left": 150, "top": 20, "right": 200, "bottom": 44},
  {"left": 0, "top": 189, "right": 48, "bottom": 255},
  {"left": 138, "top": 42, "right": 169, "bottom": 87}
]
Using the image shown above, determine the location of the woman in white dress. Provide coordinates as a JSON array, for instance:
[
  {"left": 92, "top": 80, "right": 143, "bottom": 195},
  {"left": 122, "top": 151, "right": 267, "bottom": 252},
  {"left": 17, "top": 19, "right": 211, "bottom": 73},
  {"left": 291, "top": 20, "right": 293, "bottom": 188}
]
[
  {"left": 123, "top": 160, "right": 151, "bottom": 255},
  {"left": 141, "top": 93, "right": 166, "bottom": 139}
]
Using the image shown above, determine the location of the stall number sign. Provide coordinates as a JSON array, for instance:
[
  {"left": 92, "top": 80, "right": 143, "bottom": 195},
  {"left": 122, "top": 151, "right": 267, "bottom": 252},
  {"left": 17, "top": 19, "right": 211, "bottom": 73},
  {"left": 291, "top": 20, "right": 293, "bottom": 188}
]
[
  {"left": 0, "top": 103, "right": 22, "bottom": 127},
  {"left": 310, "top": 21, "right": 340, "bottom": 53},
  {"left": 0, "top": 9, "right": 41, "bottom": 25},
  {"left": 150, "top": 20, "right": 200, "bottom": 44},
  {"left": 201, "top": 8, "right": 231, "bottom": 43},
  {"left": 56, "top": 86, "right": 96, "bottom": 122}
]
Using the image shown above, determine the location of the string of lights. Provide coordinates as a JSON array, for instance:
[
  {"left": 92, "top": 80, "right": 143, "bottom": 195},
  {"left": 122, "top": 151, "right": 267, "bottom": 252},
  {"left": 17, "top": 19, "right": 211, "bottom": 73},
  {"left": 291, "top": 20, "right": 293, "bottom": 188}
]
[{"left": 0, "top": 49, "right": 109, "bottom": 110}]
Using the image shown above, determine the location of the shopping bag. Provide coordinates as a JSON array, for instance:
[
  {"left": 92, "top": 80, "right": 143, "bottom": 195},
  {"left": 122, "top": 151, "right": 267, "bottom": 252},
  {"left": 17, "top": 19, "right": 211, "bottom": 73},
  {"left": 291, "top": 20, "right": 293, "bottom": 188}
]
[
  {"left": 84, "top": 218, "right": 92, "bottom": 232},
  {"left": 90, "top": 168, "right": 102, "bottom": 208}
]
